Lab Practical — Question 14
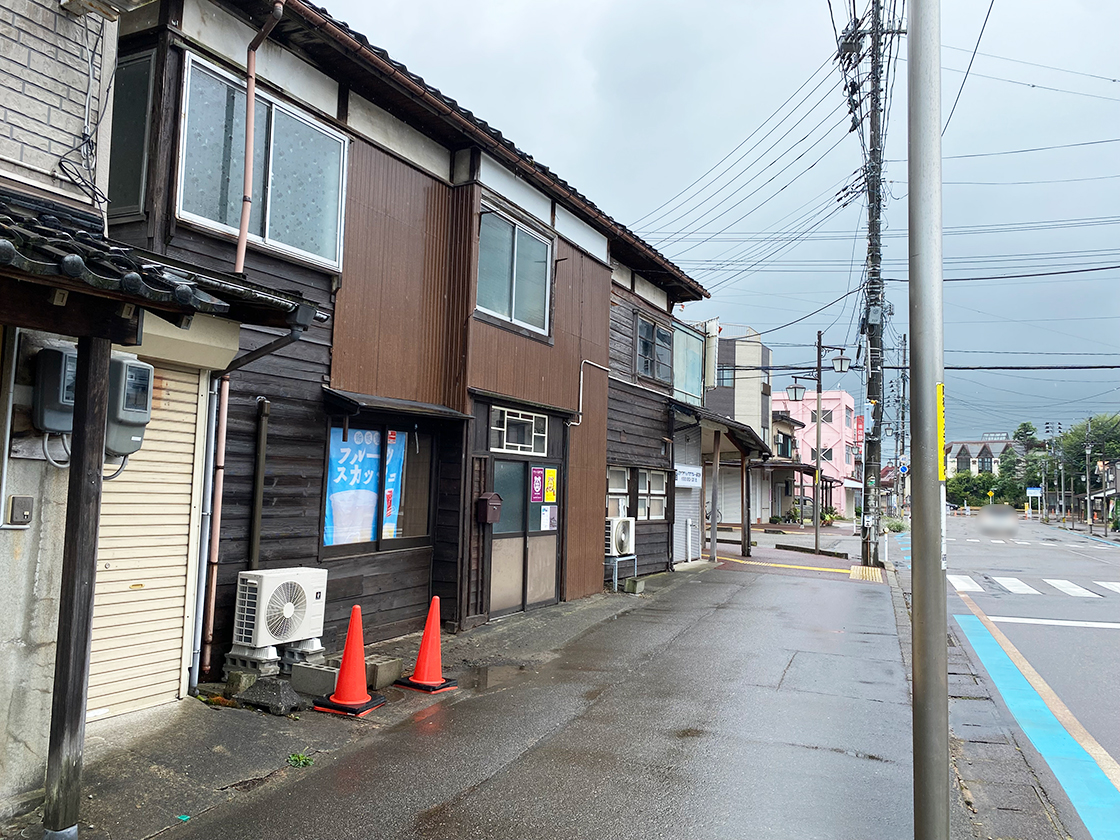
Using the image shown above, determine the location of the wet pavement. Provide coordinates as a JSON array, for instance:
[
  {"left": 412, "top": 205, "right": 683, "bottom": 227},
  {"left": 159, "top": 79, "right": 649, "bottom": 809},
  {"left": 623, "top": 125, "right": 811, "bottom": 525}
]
[{"left": 162, "top": 564, "right": 913, "bottom": 840}]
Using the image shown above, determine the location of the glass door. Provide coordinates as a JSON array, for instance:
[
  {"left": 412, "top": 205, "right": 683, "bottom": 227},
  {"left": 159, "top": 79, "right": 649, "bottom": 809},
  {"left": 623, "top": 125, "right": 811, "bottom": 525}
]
[{"left": 489, "top": 460, "right": 561, "bottom": 615}]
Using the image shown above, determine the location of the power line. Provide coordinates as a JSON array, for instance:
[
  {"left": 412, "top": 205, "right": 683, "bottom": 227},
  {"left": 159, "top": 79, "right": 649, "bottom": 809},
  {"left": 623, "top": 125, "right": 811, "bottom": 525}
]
[
  {"left": 942, "top": 0, "right": 996, "bottom": 136},
  {"left": 753, "top": 286, "right": 864, "bottom": 336},
  {"left": 884, "top": 263, "right": 1120, "bottom": 283},
  {"left": 888, "top": 365, "right": 1120, "bottom": 371},
  {"left": 940, "top": 44, "right": 1120, "bottom": 85},
  {"left": 886, "top": 137, "right": 1120, "bottom": 162},
  {"left": 896, "top": 58, "right": 1120, "bottom": 103}
]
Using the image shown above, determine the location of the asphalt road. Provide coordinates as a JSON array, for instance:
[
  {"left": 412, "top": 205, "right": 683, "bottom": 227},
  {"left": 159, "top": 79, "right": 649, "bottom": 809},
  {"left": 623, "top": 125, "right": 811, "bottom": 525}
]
[{"left": 897, "top": 515, "right": 1120, "bottom": 840}]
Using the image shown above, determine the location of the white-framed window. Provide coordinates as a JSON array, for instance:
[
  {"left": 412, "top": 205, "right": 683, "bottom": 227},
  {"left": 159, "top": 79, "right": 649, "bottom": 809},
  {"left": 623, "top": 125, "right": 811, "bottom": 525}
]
[
  {"left": 810, "top": 409, "right": 834, "bottom": 424},
  {"left": 637, "top": 316, "right": 672, "bottom": 383},
  {"left": 637, "top": 469, "right": 668, "bottom": 520},
  {"left": 607, "top": 465, "right": 629, "bottom": 518},
  {"left": 811, "top": 447, "right": 834, "bottom": 462},
  {"left": 845, "top": 444, "right": 853, "bottom": 465},
  {"left": 845, "top": 406, "right": 853, "bottom": 428},
  {"left": 477, "top": 207, "right": 551, "bottom": 334},
  {"left": 490, "top": 407, "right": 547, "bottom": 454},
  {"left": 177, "top": 54, "right": 347, "bottom": 270}
]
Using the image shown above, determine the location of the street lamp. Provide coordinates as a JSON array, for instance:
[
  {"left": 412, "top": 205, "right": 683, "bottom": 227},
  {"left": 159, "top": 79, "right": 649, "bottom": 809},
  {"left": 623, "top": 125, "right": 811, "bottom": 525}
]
[{"left": 784, "top": 331, "right": 852, "bottom": 556}]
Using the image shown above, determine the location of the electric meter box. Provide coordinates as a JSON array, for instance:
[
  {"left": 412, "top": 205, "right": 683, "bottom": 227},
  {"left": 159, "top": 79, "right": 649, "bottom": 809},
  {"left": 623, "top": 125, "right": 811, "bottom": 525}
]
[
  {"left": 32, "top": 348, "right": 78, "bottom": 434},
  {"left": 106, "top": 357, "right": 154, "bottom": 457}
]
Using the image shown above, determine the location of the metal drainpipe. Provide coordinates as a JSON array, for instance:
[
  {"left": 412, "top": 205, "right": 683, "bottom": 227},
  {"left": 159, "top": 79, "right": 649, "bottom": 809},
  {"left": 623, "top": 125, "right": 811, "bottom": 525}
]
[
  {"left": 187, "top": 376, "right": 219, "bottom": 691},
  {"left": 199, "top": 374, "right": 230, "bottom": 677},
  {"left": 248, "top": 397, "right": 270, "bottom": 570},
  {"left": 234, "top": 0, "right": 286, "bottom": 276}
]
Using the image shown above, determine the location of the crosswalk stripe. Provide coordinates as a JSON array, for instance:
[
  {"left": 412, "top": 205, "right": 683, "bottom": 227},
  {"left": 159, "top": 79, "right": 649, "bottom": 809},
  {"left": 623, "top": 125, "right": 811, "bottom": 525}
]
[
  {"left": 947, "top": 574, "right": 983, "bottom": 592},
  {"left": 1044, "top": 579, "right": 1101, "bottom": 598},
  {"left": 993, "top": 577, "right": 1041, "bottom": 595},
  {"left": 1094, "top": 582, "right": 1120, "bottom": 594}
]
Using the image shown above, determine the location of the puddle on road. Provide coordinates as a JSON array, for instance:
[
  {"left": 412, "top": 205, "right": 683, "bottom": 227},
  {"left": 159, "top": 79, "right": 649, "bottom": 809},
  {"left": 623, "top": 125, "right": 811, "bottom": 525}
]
[{"left": 460, "top": 664, "right": 534, "bottom": 691}]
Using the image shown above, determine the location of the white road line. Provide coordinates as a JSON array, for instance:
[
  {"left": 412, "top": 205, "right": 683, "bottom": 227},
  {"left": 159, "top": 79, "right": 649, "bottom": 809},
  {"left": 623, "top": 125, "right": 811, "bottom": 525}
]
[
  {"left": 990, "top": 616, "right": 1120, "bottom": 630},
  {"left": 967, "top": 538, "right": 981, "bottom": 543},
  {"left": 1066, "top": 544, "right": 1083, "bottom": 548},
  {"left": 947, "top": 575, "right": 984, "bottom": 592},
  {"left": 1043, "top": 579, "right": 1101, "bottom": 598},
  {"left": 1094, "top": 581, "right": 1120, "bottom": 594},
  {"left": 1013, "top": 541, "right": 1031, "bottom": 545},
  {"left": 993, "top": 577, "right": 1041, "bottom": 595},
  {"left": 947, "top": 538, "right": 956, "bottom": 541},
  {"left": 991, "top": 539, "right": 1006, "bottom": 544}
]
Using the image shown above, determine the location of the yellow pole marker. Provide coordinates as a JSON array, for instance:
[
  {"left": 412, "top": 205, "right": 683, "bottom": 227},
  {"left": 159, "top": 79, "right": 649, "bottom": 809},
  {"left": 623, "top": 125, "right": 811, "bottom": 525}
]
[
  {"left": 936, "top": 382, "right": 946, "bottom": 481},
  {"left": 958, "top": 593, "right": 1120, "bottom": 790},
  {"left": 718, "top": 555, "right": 849, "bottom": 574}
]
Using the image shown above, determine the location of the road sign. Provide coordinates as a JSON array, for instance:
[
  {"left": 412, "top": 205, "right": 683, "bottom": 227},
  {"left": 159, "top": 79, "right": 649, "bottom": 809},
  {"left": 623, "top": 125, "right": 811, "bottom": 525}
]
[
  {"left": 1026, "top": 487, "right": 1042, "bottom": 498},
  {"left": 987, "top": 490, "right": 995, "bottom": 498},
  {"left": 899, "top": 464, "right": 909, "bottom": 475}
]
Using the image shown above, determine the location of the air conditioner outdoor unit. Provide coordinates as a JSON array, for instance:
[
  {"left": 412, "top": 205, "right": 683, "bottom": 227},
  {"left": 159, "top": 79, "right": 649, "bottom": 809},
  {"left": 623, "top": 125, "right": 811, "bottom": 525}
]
[
  {"left": 605, "top": 516, "right": 636, "bottom": 557},
  {"left": 233, "top": 568, "right": 328, "bottom": 648}
]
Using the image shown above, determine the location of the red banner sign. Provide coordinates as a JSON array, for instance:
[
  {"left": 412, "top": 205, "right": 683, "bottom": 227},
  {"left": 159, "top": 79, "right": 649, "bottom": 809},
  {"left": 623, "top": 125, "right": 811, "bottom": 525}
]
[{"left": 855, "top": 415, "right": 865, "bottom": 445}]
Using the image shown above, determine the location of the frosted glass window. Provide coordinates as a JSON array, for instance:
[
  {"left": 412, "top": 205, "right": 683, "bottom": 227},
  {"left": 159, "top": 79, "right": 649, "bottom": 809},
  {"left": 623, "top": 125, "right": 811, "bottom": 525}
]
[
  {"left": 476, "top": 206, "right": 551, "bottom": 334},
  {"left": 269, "top": 110, "right": 343, "bottom": 263},
  {"left": 178, "top": 57, "right": 345, "bottom": 268}
]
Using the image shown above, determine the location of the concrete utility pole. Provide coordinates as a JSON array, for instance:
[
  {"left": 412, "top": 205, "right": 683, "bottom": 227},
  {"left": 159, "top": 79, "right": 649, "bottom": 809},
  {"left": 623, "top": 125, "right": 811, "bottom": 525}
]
[
  {"left": 1086, "top": 419, "right": 1092, "bottom": 535},
  {"left": 900, "top": 333, "right": 908, "bottom": 516},
  {"left": 908, "top": 0, "right": 950, "bottom": 838},
  {"left": 860, "top": 0, "right": 885, "bottom": 567}
]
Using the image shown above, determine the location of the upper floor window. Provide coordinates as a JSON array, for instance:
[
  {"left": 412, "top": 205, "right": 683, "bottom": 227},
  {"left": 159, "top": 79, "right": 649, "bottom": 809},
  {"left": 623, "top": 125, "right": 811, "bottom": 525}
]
[
  {"left": 108, "top": 52, "right": 155, "bottom": 217},
  {"left": 178, "top": 56, "right": 347, "bottom": 269},
  {"left": 956, "top": 454, "right": 970, "bottom": 473},
  {"left": 477, "top": 208, "right": 550, "bottom": 334},
  {"left": 845, "top": 444, "right": 853, "bottom": 465},
  {"left": 811, "top": 447, "right": 833, "bottom": 462},
  {"left": 491, "top": 407, "right": 547, "bottom": 455},
  {"left": 845, "top": 406, "right": 853, "bottom": 428},
  {"left": 637, "top": 316, "right": 672, "bottom": 383},
  {"left": 810, "top": 409, "right": 834, "bottom": 424},
  {"left": 716, "top": 365, "right": 735, "bottom": 387},
  {"left": 978, "top": 456, "right": 993, "bottom": 473}
]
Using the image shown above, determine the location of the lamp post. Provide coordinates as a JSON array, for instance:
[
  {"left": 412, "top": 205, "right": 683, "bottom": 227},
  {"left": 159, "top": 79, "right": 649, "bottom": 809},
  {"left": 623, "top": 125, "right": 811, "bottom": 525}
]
[{"left": 786, "top": 331, "right": 850, "bottom": 555}]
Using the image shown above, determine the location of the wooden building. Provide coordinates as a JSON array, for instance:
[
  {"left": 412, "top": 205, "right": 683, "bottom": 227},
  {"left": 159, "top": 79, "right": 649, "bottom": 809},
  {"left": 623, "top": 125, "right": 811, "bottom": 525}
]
[
  {"left": 102, "top": 0, "right": 713, "bottom": 670},
  {"left": 606, "top": 264, "right": 709, "bottom": 576}
]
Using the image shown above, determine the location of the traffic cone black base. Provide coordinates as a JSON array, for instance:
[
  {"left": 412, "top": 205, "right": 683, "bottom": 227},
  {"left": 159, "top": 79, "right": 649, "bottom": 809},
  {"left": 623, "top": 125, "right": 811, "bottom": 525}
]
[
  {"left": 394, "top": 675, "right": 457, "bottom": 694},
  {"left": 313, "top": 692, "right": 387, "bottom": 718}
]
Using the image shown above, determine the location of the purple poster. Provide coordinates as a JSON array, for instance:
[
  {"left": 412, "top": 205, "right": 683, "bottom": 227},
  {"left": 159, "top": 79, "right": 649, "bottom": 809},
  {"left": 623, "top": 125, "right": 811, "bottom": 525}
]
[{"left": 530, "top": 466, "right": 545, "bottom": 503}]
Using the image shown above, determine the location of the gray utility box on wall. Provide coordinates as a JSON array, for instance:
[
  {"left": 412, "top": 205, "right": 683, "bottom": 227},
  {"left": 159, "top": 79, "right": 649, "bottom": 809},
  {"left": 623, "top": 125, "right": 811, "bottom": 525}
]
[{"left": 106, "top": 357, "right": 154, "bottom": 457}]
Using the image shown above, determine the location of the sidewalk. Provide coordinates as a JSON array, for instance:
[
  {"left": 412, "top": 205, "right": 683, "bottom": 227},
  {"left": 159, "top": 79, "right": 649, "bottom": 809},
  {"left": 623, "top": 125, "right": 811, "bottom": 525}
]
[{"left": 0, "top": 540, "right": 1018, "bottom": 840}]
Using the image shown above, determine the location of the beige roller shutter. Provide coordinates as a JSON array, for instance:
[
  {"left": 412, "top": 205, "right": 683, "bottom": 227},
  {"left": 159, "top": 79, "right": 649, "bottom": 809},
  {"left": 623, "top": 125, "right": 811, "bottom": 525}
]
[{"left": 88, "top": 364, "right": 207, "bottom": 720}]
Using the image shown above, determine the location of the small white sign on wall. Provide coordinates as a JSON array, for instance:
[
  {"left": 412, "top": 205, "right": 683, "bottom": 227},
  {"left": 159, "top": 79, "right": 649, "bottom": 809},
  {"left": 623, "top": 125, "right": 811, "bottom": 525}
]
[{"left": 675, "top": 465, "right": 703, "bottom": 488}]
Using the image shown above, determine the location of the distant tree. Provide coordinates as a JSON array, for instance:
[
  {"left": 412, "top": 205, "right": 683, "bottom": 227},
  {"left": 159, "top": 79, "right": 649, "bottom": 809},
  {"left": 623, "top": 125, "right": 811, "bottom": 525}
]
[
  {"left": 1056, "top": 415, "right": 1120, "bottom": 491},
  {"left": 1013, "top": 422, "right": 1043, "bottom": 450}
]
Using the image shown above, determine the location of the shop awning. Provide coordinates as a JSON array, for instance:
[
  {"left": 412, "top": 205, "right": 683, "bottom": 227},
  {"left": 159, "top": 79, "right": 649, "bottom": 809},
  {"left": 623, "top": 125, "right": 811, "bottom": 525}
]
[{"left": 324, "top": 387, "right": 472, "bottom": 420}]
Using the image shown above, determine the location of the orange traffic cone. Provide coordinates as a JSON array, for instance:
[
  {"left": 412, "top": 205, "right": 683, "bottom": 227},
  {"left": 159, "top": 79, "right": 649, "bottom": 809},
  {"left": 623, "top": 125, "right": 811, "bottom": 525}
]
[
  {"left": 314, "top": 605, "right": 386, "bottom": 717},
  {"left": 395, "top": 596, "right": 457, "bottom": 693}
]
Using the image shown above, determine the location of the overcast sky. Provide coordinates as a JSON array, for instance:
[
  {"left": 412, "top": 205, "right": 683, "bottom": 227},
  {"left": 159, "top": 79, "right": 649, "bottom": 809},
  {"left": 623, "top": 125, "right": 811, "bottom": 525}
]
[{"left": 327, "top": 0, "right": 1120, "bottom": 444}]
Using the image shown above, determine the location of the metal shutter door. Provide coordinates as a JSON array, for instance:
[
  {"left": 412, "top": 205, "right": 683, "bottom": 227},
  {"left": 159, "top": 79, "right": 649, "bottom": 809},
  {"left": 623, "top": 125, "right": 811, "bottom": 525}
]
[{"left": 88, "top": 364, "right": 206, "bottom": 720}]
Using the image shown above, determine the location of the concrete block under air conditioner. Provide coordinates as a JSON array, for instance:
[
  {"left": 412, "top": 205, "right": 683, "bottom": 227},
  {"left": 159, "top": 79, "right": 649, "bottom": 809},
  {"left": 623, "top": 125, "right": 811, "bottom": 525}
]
[
  {"left": 624, "top": 577, "right": 645, "bottom": 595},
  {"left": 290, "top": 662, "right": 340, "bottom": 697},
  {"left": 327, "top": 653, "right": 403, "bottom": 690}
]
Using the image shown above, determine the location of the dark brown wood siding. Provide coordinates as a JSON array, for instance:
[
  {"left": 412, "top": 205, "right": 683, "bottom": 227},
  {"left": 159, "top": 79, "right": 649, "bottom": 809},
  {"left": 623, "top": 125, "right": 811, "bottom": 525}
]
[
  {"left": 608, "top": 285, "right": 674, "bottom": 394},
  {"left": 332, "top": 140, "right": 454, "bottom": 406},
  {"left": 607, "top": 380, "right": 673, "bottom": 470},
  {"left": 633, "top": 522, "right": 671, "bottom": 577},
  {"left": 465, "top": 238, "right": 609, "bottom": 601},
  {"left": 321, "top": 547, "right": 432, "bottom": 648}
]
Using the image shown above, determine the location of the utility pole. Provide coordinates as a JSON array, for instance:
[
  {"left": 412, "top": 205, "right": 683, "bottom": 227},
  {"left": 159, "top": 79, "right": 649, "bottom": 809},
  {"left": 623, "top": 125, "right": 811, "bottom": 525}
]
[
  {"left": 900, "top": 334, "right": 908, "bottom": 517},
  {"left": 860, "top": 0, "right": 886, "bottom": 566},
  {"left": 1086, "top": 418, "right": 1092, "bottom": 535},
  {"left": 815, "top": 331, "right": 823, "bottom": 556},
  {"left": 909, "top": 0, "right": 949, "bottom": 838}
]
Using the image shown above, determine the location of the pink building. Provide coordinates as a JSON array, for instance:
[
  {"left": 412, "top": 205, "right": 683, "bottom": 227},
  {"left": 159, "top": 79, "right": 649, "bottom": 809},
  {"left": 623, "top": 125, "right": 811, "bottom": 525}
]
[{"left": 771, "top": 390, "right": 862, "bottom": 517}]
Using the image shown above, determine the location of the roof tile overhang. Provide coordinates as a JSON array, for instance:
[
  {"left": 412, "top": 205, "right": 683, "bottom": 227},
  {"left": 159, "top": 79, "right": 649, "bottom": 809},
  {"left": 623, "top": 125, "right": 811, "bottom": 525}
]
[
  {"left": 672, "top": 399, "right": 772, "bottom": 459},
  {"left": 217, "top": 0, "right": 708, "bottom": 303},
  {"left": 0, "top": 198, "right": 319, "bottom": 330}
]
